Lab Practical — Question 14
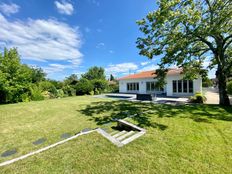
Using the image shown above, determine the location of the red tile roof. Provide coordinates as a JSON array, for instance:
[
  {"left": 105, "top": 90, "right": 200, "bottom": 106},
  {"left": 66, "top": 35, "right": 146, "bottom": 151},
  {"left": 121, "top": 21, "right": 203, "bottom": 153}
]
[{"left": 118, "top": 68, "right": 182, "bottom": 80}]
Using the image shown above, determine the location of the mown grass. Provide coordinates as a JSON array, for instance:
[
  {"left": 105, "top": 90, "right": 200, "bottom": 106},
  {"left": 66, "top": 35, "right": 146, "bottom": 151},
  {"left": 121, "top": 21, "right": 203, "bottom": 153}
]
[{"left": 0, "top": 96, "right": 232, "bottom": 173}]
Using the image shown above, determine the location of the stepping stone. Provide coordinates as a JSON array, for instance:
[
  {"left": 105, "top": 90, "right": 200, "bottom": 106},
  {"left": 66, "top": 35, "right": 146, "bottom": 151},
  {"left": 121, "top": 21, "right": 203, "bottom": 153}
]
[
  {"left": 81, "top": 128, "right": 92, "bottom": 133},
  {"left": 32, "top": 138, "right": 46, "bottom": 145},
  {"left": 113, "top": 130, "right": 127, "bottom": 138},
  {"left": 117, "top": 131, "right": 134, "bottom": 141},
  {"left": 1, "top": 149, "right": 17, "bottom": 157},
  {"left": 60, "top": 133, "right": 72, "bottom": 139}
]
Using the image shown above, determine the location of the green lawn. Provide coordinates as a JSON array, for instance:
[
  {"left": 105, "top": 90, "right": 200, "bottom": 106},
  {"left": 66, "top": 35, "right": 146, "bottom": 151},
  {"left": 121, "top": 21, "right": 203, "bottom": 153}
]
[{"left": 0, "top": 96, "right": 232, "bottom": 174}]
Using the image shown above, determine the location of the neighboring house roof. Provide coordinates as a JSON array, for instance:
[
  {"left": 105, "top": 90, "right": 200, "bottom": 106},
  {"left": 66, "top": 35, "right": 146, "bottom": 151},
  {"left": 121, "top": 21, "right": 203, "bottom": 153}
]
[{"left": 118, "top": 68, "right": 182, "bottom": 80}]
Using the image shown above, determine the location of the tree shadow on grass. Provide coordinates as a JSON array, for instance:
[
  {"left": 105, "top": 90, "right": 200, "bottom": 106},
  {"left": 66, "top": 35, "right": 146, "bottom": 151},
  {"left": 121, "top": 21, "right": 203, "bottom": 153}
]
[
  {"left": 79, "top": 101, "right": 168, "bottom": 130},
  {"left": 79, "top": 100, "right": 232, "bottom": 129}
]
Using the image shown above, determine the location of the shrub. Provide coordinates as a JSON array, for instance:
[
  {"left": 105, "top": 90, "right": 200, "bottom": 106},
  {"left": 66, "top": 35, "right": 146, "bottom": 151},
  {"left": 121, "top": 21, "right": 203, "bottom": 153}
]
[
  {"left": 76, "top": 78, "right": 94, "bottom": 95},
  {"left": 108, "top": 83, "right": 119, "bottom": 93},
  {"left": 38, "top": 81, "right": 58, "bottom": 97},
  {"left": 94, "top": 88, "right": 100, "bottom": 95},
  {"left": 21, "top": 93, "right": 30, "bottom": 102},
  {"left": 57, "top": 89, "right": 65, "bottom": 98},
  {"left": 227, "top": 81, "right": 232, "bottom": 95},
  {"left": 62, "top": 85, "right": 76, "bottom": 96},
  {"left": 30, "top": 85, "right": 44, "bottom": 101},
  {"left": 90, "top": 90, "right": 94, "bottom": 96},
  {"left": 42, "top": 91, "right": 51, "bottom": 99},
  {"left": 189, "top": 92, "right": 207, "bottom": 103},
  {"left": 91, "top": 79, "right": 108, "bottom": 93}
]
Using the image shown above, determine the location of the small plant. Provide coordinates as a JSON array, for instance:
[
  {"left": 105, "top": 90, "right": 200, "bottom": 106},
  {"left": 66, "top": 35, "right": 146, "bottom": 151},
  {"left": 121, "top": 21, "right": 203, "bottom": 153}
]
[{"left": 189, "top": 92, "right": 207, "bottom": 103}]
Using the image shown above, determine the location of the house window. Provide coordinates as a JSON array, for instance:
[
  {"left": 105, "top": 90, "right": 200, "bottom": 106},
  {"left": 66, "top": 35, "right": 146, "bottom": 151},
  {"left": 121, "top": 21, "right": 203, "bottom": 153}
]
[
  {"left": 146, "top": 82, "right": 163, "bottom": 92},
  {"left": 173, "top": 80, "right": 194, "bottom": 93},
  {"left": 173, "top": 81, "right": 177, "bottom": 92},
  {"left": 127, "top": 83, "right": 139, "bottom": 91}
]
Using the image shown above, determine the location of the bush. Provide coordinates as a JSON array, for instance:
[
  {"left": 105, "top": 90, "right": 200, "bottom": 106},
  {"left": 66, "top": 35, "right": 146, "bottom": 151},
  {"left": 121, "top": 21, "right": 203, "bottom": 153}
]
[
  {"left": 227, "top": 81, "right": 232, "bottom": 95},
  {"left": 189, "top": 92, "right": 207, "bottom": 103},
  {"left": 90, "top": 90, "right": 94, "bottom": 96},
  {"left": 30, "top": 85, "right": 44, "bottom": 101},
  {"left": 38, "top": 81, "right": 58, "bottom": 97},
  {"left": 62, "top": 85, "right": 76, "bottom": 96},
  {"left": 21, "top": 93, "right": 30, "bottom": 102},
  {"left": 42, "top": 91, "right": 51, "bottom": 99},
  {"left": 76, "top": 78, "right": 94, "bottom": 95},
  {"left": 108, "top": 83, "right": 119, "bottom": 93},
  {"left": 91, "top": 79, "right": 108, "bottom": 93},
  {"left": 57, "top": 89, "right": 65, "bottom": 98}
]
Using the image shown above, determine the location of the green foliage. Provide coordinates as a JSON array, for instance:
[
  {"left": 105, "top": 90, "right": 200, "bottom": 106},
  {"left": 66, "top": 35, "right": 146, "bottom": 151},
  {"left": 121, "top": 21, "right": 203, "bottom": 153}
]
[
  {"left": 62, "top": 85, "right": 76, "bottom": 96},
  {"left": 91, "top": 79, "right": 108, "bottom": 94},
  {"left": 110, "top": 74, "right": 115, "bottom": 81},
  {"left": 137, "top": 0, "right": 232, "bottom": 105},
  {"left": 38, "top": 81, "right": 57, "bottom": 98},
  {"left": 57, "top": 89, "right": 65, "bottom": 98},
  {"left": 31, "top": 67, "right": 46, "bottom": 83},
  {"left": 227, "top": 81, "right": 232, "bottom": 95},
  {"left": 64, "top": 74, "right": 78, "bottom": 86},
  {"left": 89, "top": 90, "right": 95, "bottom": 96},
  {"left": 202, "top": 78, "right": 213, "bottom": 87},
  {"left": 190, "top": 92, "right": 207, "bottom": 103},
  {"left": 0, "top": 48, "right": 32, "bottom": 103},
  {"left": 108, "top": 82, "right": 119, "bottom": 93},
  {"left": 76, "top": 78, "right": 94, "bottom": 95},
  {"left": 82, "top": 66, "right": 106, "bottom": 80},
  {"left": 30, "top": 84, "right": 44, "bottom": 101}
]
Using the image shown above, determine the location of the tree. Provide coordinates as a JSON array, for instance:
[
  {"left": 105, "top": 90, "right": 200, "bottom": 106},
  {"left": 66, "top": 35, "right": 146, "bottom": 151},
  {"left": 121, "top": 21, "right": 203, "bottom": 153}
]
[
  {"left": 136, "top": 0, "right": 232, "bottom": 106},
  {"left": 0, "top": 48, "right": 32, "bottom": 103},
  {"left": 110, "top": 74, "right": 115, "bottom": 81},
  {"left": 64, "top": 74, "right": 78, "bottom": 85},
  {"left": 31, "top": 67, "right": 46, "bottom": 83},
  {"left": 82, "top": 66, "right": 106, "bottom": 80},
  {"left": 75, "top": 78, "right": 94, "bottom": 95}
]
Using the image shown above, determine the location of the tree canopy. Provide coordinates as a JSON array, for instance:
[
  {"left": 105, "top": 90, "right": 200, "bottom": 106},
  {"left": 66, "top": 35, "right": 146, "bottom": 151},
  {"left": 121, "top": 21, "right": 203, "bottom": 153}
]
[
  {"left": 137, "top": 0, "right": 232, "bottom": 105},
  {"left": 82, "top": 66, "right": 106, "bottom": 80}
]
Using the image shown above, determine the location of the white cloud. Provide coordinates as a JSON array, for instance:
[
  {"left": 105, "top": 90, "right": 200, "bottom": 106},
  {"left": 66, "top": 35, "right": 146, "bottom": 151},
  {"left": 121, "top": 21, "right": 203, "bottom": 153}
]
[
  {"left": 140, "top": 61, "right": 150, "bottom": 66},
  {"left": 0, "top": 3, "right": 20, "bottom": 16},
  {"left": 105, "top": 63, "right": 138, "bottom": 75},
  {"left": 0, "top": 13, "right": 83, "bottom": 64},
  {"left": 109, "top": 50, "right": 114, "bottom": 54},
  {"left": 55, "top": 1, "right": 74, "bottom": 15},
  {"left": 43, "top": 63, "right": 71, "bottom": 74},
  {"left": 137, "top": 64, "right": 160, "bottom": 72}
]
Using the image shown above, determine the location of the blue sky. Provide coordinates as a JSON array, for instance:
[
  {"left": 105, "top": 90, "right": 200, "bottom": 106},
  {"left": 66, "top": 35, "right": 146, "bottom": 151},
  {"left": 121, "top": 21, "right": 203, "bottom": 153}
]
[{"left": 0, "top": 0, "right": 215, "bottom": 80}]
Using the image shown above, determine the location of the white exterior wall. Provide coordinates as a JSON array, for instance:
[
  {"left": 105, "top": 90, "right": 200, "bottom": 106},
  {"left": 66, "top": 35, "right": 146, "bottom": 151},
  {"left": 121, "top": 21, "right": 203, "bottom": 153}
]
[
  {"left": 119, "top": 78, "right": 167, "bottom": 94},
  {"left": 119, "top": 75, "right": 202, "bottom": 97}
]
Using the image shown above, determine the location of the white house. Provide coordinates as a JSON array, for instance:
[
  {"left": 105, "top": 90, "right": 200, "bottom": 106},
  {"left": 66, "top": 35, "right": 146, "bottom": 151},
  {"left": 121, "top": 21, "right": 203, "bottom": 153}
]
[{"left": 118, "top": 68, "right": 202, "bottom": 97}]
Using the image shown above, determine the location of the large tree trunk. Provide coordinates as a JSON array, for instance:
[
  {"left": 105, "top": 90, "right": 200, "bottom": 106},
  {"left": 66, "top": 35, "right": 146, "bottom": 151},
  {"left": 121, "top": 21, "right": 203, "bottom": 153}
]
[{"left": 217, "top": 67, "right": 230, "bottom": 106}]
